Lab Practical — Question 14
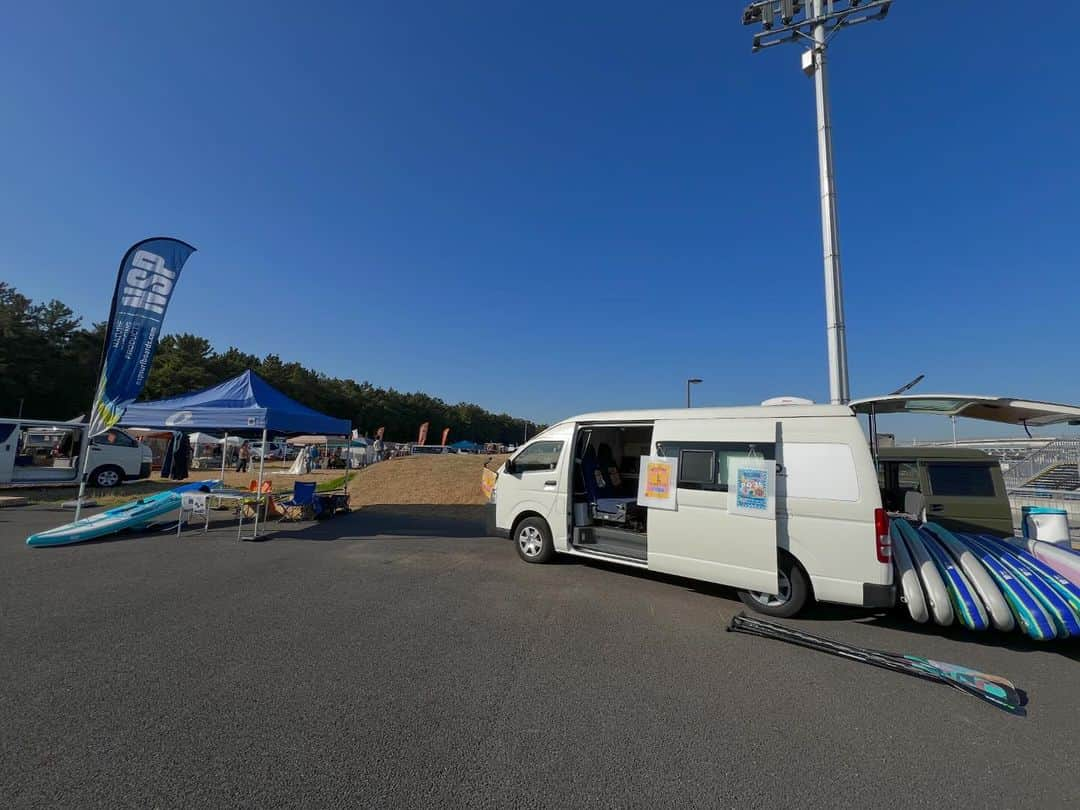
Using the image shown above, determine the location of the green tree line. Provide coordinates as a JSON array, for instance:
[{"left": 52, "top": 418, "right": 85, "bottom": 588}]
[{"left": 0, "top": 282, "right": 539, "bottom": 444}]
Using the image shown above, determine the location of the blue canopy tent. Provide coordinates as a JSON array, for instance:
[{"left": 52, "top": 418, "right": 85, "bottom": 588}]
[
  {"left": 120, "top": 370, "right": 351, "bottom": 538},
  {"left": 120, "top": 370, "right": 349, "bottom": 435},
  {"left": 449, "top": 440, "right": 482, "bottom": 453}
]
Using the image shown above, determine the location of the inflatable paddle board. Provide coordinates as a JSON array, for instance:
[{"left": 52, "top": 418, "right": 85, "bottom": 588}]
[
  {"left": 26, "top": 481, "right": 220, "bottom": 548},
  {"left": 1017, "top": 538, "right": 1080, "bottom": 587},
  {"left": 952, "top": 533, "right": 1056, "bottom": 641},
  {"left": 916, "top": 526, "right": 989, "bottom": 631},
  {"left": 975, "top": 534, "right": 1080, "bottom": 634},
  {"left": 923, "top": 524, "right": 1013, "bottom": 632},
  {"left": 894, "top": 520, "right": 953, "bottom": 626},
  {"left": 969, "top": 535, "right": 1080, "bottom": 638},
  {"left": 889, "top": 521, "right": 929, "bottom": 623}
]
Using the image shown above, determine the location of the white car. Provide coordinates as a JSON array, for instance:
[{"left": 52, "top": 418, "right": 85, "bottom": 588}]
[{"left": 248, "top": 441, "right": 284, "bottom": 461}]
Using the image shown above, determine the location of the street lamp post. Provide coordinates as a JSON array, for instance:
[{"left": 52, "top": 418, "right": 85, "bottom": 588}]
[
  {"left": 740, "top": 0, "right": 894, "bottom": 405},
  {"left": 686, "top": 378, "right": 703, "bottom": 408}
]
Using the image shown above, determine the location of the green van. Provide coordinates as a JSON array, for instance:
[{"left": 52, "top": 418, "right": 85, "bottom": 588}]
[{"left": 875, "top": 446, "right": 1014, "bottom": 536}]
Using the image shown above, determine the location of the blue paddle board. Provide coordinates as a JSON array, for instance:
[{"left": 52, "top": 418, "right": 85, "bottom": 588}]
[
  {"left": 953, "top": 534, "right": 1058, "bottom": 641},
  {"left": 916, "top": 526, "right": 989, "bottom": 631},
  {"left": 26, "top": 480, "right": 220, "bottom": 547},
  {"left": 924, "top": 523, "right": 1013, "bottom": 633},
  {"left": 975, "top": 534, "right": 1080, "bottom": 633},
  {"left": 967, "top": 534, "right": 1080, "bottom": 638}
]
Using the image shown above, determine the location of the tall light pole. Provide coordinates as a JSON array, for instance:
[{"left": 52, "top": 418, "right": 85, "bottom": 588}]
[
  {"left": 686, "top": 378, "right": 702, "bottom": 408},
  {"left": 741, "top": 0, "right": 894, "bottom": 405}
]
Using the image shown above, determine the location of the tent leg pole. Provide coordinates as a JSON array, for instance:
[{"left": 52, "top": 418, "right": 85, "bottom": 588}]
[
  {"left": 220, "top": 431, "right": 228, "bottom": 482},
  {"left": 343, "top": 439, "right": 350, "bottom": 504},
  {"left": 252, "top": 426, "right": 267, "bottom": 540}
]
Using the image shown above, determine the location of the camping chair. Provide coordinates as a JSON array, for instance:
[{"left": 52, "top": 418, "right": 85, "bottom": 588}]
[
  {"left": 277, "top": 481, "right": 320, "bottom": 522},
  {"left": 240, "top": 480, "right": 275, "bottom": 518}
]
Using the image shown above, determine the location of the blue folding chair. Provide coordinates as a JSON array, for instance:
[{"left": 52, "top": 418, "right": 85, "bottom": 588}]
[{"left": 277, "top": 481, "right": 320, "bottom": 522}]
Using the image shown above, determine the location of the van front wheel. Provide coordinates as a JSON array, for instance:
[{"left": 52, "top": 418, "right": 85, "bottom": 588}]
[
  {"left": 738, "top": 556, "right": 810, "bottom": 618},
  {"left": 514, "top": 517, "right": 555, "bottom": 564}
]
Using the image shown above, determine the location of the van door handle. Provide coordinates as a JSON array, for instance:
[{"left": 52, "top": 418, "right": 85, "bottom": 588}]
[{"left": 544, "top": 480, "right": 557, "bottom": 487}]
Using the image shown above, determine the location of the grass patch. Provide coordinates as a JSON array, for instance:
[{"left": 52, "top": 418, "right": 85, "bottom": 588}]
[{"left": 316, "top": 474, "right": 348, "bottom": 492}]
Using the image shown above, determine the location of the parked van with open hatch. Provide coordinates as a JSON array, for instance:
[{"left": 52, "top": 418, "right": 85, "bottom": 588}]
[{"left": 485, "top": 401, "right": 894, "bottom": 617}]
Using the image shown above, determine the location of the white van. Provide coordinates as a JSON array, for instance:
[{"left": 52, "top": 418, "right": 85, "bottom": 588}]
[
  {"left": 485, "top": 403, "right": 893, "bottom": 617},
  {"left": 0, "top": 419, "right": 152, "bottom": 488}
]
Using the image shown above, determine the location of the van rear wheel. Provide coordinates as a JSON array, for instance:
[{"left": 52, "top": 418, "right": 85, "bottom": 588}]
[
  {"left": 90, "top": 465, "right": 124, "bottom": 488},
  {"left": 514, "top": 517, "right": 555, "bottom": 564},
  {"left": 738, "top": 556, "right": 810, "bottom": 618}
]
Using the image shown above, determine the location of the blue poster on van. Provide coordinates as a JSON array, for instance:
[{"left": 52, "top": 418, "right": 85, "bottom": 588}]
[
  {"left": 86, "top": 237, "right": 196, "bottom": 438},
  {"left": 729, "top": 458, "right": 775, "bottom": 519}
]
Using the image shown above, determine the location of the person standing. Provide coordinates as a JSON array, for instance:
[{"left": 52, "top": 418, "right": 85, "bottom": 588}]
[{"left": 236, "top": 441, "right": 250, "bottom": 474}]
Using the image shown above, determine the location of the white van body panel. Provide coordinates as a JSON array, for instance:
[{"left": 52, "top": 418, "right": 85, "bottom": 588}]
[
  {"left": 0, "top": 419, "right": 151, "bottom": 485},
  {"left": 493, "top": 404, "right": 889, "bottom": 608},
  {"left": 494, "top": 422, "right": 574, "bottom": 546},
  {"left": 648, "top": 417, "right": 780, "bottom": 593},
  {"left": 773, "top": 416, "right": 890, "bottom": 604}
]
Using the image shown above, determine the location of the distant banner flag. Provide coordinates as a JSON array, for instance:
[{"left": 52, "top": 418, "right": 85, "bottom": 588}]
[
  {"left": 441, "top": 427, "right": 450, "bottom": 446},
  {"left": 375, "top": 426, "right": 385, "bottom": 441},
  {"left": 87, "top": 237, "right": 196, "bottom": 437},
  {"left": 417, "top": 422, "right": 429, "bottom": 445}
]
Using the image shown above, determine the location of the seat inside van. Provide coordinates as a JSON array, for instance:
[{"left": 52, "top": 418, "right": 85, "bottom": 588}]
[{"left": 572, "top": 425, "right": 653, "bottom": 559}]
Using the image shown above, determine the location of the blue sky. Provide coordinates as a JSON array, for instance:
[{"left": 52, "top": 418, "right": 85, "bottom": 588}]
[{"left": 2, "top": 2, "right": 1077, "bottom": 438}]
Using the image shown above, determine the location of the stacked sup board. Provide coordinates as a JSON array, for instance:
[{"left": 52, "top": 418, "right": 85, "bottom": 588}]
[
  {"left": 26, "top": 480, "right": 221, "bottom": 548},
  {"left": 890, "top": 519, "right": 1080, "bottom": 641}
]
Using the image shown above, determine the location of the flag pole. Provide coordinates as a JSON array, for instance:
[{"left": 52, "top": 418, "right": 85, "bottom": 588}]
[
  {"left": 73, "top": 375, "right": 109, "bottom": 522},
  {"left": 73, "top": 237, "right": 197, "bottom": 522}
]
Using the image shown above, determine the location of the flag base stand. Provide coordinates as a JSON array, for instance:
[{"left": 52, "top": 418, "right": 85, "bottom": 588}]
[{"left": 63, "top": 498, "right": 98, "bottom": 510}]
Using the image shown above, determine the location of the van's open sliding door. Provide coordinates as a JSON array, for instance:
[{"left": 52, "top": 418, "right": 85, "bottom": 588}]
[{"left": 646, "top": 419, "right": 779, "bottom": 594}]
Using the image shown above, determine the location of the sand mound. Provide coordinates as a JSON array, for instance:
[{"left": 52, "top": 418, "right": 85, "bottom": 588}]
[{"left": 347, "top": 453, "right": 506, "bottom": 506}]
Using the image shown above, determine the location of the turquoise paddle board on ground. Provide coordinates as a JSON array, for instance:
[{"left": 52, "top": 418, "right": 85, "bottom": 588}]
[
  {"left": 889, "top": 521, "right": 929, "bottom": 624},
  {"left": 953, "top": 534, "right": 1057, "bottom": 641},
  {"left": 923, "top": 524, "right": 1013, "bottom": 633},
  {"left": 26, "top": 481, "right": 220, "bottom": 548},
  {"left": 974, "top": 534, "right": 1080, "bottom": 635},
  {"left": 894, "top": 520, "right": 953, "bottom": 626},
  {"left": 916, "top": 526, "right": 989, "bottom": 631}
]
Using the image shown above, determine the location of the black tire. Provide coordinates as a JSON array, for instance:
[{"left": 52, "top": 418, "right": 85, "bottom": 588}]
[
  {"left": 514, "top": 516, "right": 556, "bottom": 564},
  {"left": 737, "top": 554, "right": 811, "bottom": 618},
  {"left": 90, "top": 465, "right": 124, "bottom": 489}
]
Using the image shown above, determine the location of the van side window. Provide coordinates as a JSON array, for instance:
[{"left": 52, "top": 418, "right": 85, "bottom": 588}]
[
  {"left": 927, "top": 464, "right": 995, "bottom": 497},
  {"left": 513, "top": 441, "right": 564, "bottom": 472},
  {"left": 656, "top": 441, "right": 776, "bottom": 492},
  {"left": 92, "top": 430, "right": 137, "bottom": 448}
]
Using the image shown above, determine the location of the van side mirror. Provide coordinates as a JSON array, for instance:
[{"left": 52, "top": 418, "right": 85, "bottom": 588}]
[{"left": 504, "top": 458, "right": 516, "bottom": 475}]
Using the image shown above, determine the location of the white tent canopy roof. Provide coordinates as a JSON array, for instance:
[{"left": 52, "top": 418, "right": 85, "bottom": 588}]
[{"left": 850, "top": 394, "right": 1080, "bottom": 427}]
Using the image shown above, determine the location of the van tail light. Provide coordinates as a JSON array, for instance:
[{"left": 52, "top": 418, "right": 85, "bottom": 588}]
[{"left": 874, "top": 508, "right": 891, "bottom": 564}]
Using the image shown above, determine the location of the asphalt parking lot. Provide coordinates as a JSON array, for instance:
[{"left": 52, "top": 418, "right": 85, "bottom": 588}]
[{"left": 2, "top": 504, "right": 1078, "bottom": 809}]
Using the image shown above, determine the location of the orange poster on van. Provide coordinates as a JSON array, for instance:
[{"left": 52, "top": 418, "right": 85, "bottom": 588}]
[{"left": 637, "top": 456, "right": 678, "bottom": 510}]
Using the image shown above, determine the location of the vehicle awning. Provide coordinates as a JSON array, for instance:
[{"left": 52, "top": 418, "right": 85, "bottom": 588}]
[{"left": 850, "top": 394, "right": 1080, "bottom": 427}]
